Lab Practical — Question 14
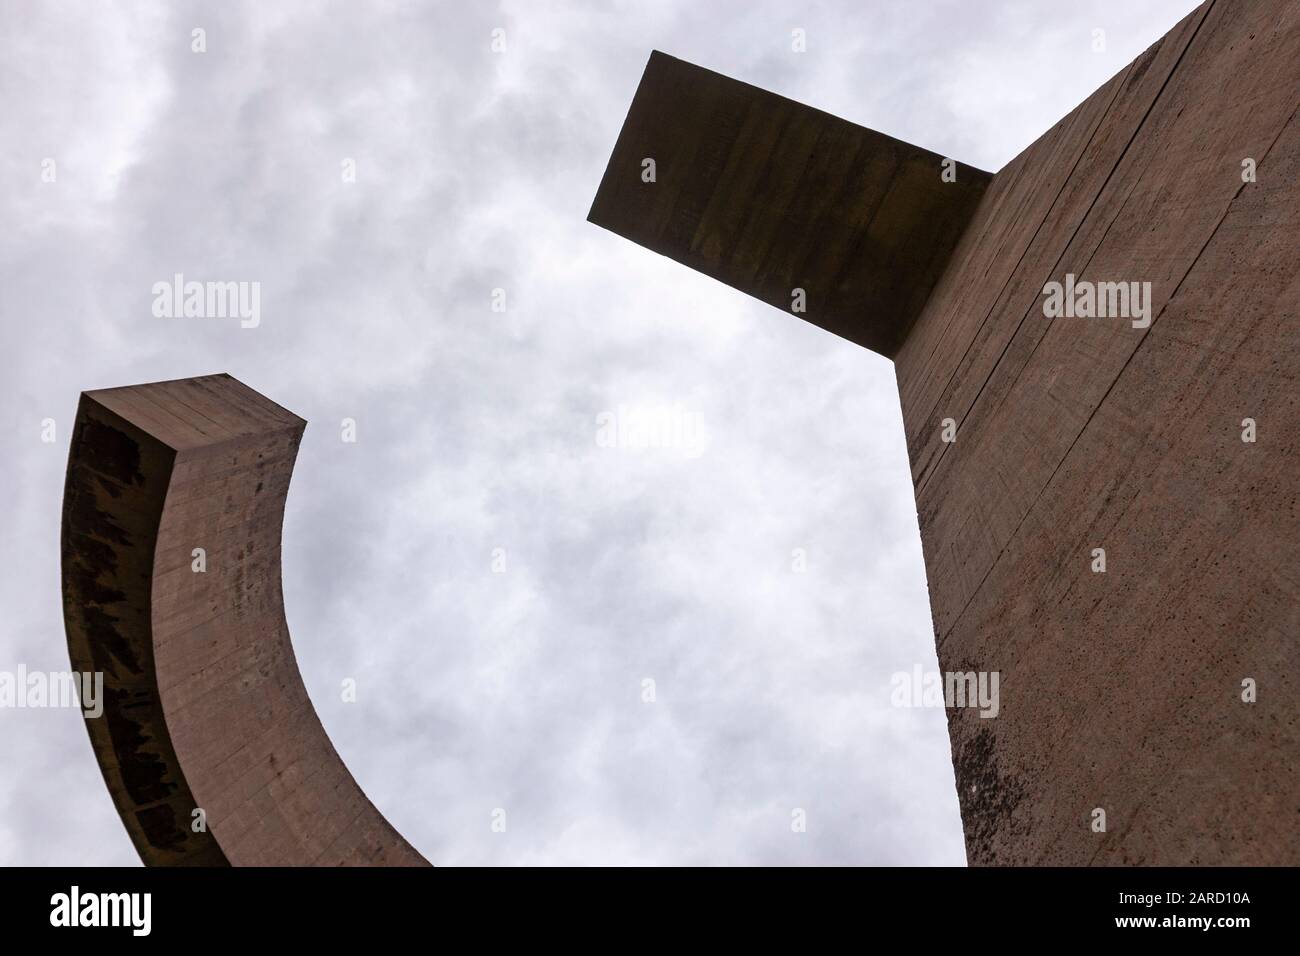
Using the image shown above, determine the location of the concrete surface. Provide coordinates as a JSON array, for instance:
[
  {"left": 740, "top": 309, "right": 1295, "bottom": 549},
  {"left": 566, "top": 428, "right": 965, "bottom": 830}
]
[
  {"left": 588, "top": 50, "right": 992, "bottom": 357},
  {"left": 593, "top": 0, "right": 1299, "bottom": 864},
  {"left": 62, "top": 374, "right": 428, "bottom": 866}
]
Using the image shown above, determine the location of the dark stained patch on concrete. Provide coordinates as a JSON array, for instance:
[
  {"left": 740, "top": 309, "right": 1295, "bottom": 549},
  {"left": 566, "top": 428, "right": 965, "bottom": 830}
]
[
  {"left": 61, "top": 397, "right": 229, "bottom": 866},
  {"left": 950, "top": 723, "right": 1028, "bottom": 864}
]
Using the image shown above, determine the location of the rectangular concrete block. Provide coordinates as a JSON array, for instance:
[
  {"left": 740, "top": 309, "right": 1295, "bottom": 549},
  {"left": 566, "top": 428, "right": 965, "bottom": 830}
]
[{"left": 589, "top": 50, "right": 993, "bottom": 357}]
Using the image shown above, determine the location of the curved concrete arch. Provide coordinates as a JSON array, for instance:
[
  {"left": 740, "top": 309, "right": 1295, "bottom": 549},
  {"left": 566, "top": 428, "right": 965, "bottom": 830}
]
[{"left": 61, "top": 373, "right": 428, "bottom": 866}]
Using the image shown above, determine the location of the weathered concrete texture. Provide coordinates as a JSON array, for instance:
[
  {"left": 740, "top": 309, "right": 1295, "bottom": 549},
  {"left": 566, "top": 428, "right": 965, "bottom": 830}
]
[
  {"left": 62, "top": 374, "right": 428, "bottom": 866},
  {"left": 588, "top": 50, "right": 992, "bottom": 357},
  {"left": 893, "top": 0, "right": 1299, "bottom": 864},
  {"left": 593, "top": 0, "right": 1298, "bottom": 865}
]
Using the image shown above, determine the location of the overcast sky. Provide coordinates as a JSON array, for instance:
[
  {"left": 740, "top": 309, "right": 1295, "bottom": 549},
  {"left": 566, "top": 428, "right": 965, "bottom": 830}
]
[{"left": 0, "top": 0, "right": 1201, "bottom": 866}]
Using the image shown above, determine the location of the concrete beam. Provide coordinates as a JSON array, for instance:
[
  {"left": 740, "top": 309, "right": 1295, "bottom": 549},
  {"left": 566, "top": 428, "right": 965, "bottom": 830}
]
[{"left": 588, "top": 51, "right": 992, "bottom": 358}]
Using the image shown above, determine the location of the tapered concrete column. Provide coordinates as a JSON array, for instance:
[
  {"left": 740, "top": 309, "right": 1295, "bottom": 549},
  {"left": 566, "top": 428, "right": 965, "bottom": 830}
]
[{"left": 591, "top": 0, "right": 1300, "bottom": 865}]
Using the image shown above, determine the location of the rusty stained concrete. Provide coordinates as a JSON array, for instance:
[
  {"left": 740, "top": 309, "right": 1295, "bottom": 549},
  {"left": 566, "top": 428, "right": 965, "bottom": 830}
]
[{"left": 593, "top": 0, "right": 1300, "bottom": 864}]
